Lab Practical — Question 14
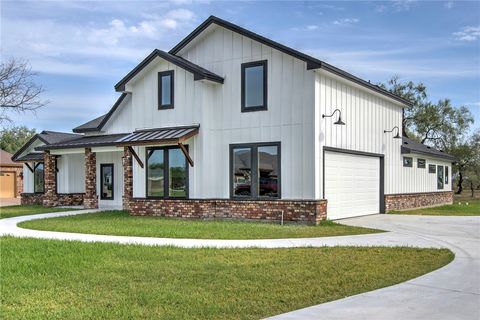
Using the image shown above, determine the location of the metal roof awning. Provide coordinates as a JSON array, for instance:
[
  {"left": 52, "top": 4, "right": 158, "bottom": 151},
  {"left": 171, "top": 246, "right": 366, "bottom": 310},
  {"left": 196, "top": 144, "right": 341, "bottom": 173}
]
[{"left": 116, "top": 125, "right": 199, "bottom": 146}]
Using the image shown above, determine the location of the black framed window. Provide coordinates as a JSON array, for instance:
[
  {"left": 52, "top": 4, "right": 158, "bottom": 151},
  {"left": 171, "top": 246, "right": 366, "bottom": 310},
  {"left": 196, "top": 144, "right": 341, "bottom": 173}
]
[
  {"left": 445, "top": 166, "right": 449, "bottom": 184},
  {"left": 100, "top": 164, "right": 114, "bottom": 200},
  {"left": 33, "top": 162, "right": 44, "bottom": 193},
  {"left": 417, "top": 159, "right": 426, "bottom": 169},
  {"left": 230, "top": 142, "right": 280, "bottom": 199},
  {"left": 241, "top": 60, "right": 267, "bottom": 112},
  {"left": 403, "top": 157, "right": 413, "bottom": 167},
  {"left": 158, "top": 70, "right": 174, "bottom": 109},
  {"left": 437, "top": 165, "right": 444, "bottom": 189},
  {"left": 146, "top": 146, "right": 188, "bottom": 198},
  {"left": 429, "top": 164, "right": 436, "bottom": 174}
]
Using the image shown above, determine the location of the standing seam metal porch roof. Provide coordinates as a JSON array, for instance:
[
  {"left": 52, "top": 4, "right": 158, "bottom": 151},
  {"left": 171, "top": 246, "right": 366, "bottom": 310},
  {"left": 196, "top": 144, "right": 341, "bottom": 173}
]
[{"left": 116, "top": 125, "right": 199, "bottom": 146}]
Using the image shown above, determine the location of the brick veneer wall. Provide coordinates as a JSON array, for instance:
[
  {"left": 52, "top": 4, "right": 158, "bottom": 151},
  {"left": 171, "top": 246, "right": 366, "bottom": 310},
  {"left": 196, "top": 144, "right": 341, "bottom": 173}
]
[
  {"left": 127, "top": 198, "right": 327, "bottom": 224},
  {"left": 84, "top": 148, "right": 98, "bottom": 209},
  {"left": 20, "top": 193, "right": 44, "bottom": 205},
  {"left": 122, "top": 147, "right": 133, "bottom": 211},
  {"left": 43, "top": 151, "right": 58, "bottom": 207},
  {"left": 385, "top": 191, "right": 454, "bottom": 211},
  {"left": 57, "top": 193, "right": 84, "bottom": 206}
]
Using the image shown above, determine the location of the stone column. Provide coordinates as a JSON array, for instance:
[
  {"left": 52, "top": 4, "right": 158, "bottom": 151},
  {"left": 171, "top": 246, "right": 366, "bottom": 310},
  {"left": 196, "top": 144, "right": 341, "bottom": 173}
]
[
  {"left": 123, "top": 147, "right": 133, "bottom": 211},
  {"left": 43, "top": 150, "right": 58, "bottom": 207},
  {"left": 84, "top": 148, "right": 98, "bottom": 209}
]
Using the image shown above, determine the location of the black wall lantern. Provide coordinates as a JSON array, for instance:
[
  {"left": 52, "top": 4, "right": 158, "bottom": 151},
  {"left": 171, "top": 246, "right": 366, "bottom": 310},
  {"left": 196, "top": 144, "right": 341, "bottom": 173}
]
[
  {"left": 322, "top": 108, "right": 345, "bottom": 125},
  {"left": 384, "top": 126, "right": 401, "bottom": 139}
]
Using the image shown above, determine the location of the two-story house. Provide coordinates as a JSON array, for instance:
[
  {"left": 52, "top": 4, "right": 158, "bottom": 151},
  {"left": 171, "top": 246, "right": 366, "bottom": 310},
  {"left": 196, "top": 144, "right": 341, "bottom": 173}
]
[{"left": 12, "top": 16, "right": 456, "bottom": 222}]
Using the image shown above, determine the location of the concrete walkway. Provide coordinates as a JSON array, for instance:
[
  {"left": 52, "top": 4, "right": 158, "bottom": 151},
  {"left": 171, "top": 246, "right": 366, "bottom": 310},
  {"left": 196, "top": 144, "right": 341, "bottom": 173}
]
[{"left": 0, "top": 210, "right": 478, "bottom": 319}]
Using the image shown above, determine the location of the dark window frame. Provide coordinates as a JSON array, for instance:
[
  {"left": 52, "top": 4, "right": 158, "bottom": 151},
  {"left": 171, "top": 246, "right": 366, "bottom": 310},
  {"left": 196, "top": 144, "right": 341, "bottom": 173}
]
[
  {"left": 445, "top": 166, "right": 449, "bottom": 184},
  {"left": 100, "top": 163, "right": 114, "bottom": 200},
  {"left": 437, "top": 165, "right": 444, "bottom": 190},
  {"left": 403, "top": 157, "right": 413, "bottom": 167},
  {"left": 417, "top": 158, "right": 426, "bottom": 169},
  {"left": 229, "top": 142, "right": 281, "bottom": 199},
  {"left": 429, "top": 164, "right": 436, "bottom": 174},
  {"left": 241, "top": 60, "right": 268, "bottom": 112},
  {"left": 146, "top": 145, "right": 189, "bottom": 199},
  {"left": 158, "top": 70, "right": 174, "bottom": 110},
  {"left": 33, "top": 162, "right": 45, "bottom": 194}
]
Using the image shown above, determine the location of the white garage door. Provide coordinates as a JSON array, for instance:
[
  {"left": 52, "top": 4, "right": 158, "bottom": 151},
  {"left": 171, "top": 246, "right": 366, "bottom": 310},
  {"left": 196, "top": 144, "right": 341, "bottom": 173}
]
[{"left": 325, "top": 151, "right": 380, "bottom": 220}]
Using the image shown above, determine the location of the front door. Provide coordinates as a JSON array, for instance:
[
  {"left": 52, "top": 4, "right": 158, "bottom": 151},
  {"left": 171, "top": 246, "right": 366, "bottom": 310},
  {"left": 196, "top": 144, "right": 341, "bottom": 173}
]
[{"left": 100, "top": 164, "right": 114, "bottom": 200}]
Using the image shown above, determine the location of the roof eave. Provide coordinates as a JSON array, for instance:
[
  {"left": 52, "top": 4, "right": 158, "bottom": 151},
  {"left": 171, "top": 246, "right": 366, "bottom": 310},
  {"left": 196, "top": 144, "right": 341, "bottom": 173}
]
[{"left": 401, "top": 146, "right": 457, "bottom": 162}]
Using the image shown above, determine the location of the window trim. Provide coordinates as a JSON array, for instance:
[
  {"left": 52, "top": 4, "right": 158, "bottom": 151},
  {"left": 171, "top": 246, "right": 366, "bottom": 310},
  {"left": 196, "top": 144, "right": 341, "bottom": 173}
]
[
  {"left": 158, "top": 70, "right": 174, "bottom": 110},
  {"left": 403, "top": 156, "right": 413, "bottom": 168},
  {"left": 241, "top": 60, "right": 268, "bottom": 112},
  {"left": 428, "top": 164, "right": 436, "bottom": 174},
  {"left": 229, "top": 142, "right": 281, "bottom": 199},
  {"left": 33, "top": 162, "right": 45, "bottom": 194},
  {"left": 100, "top": 163, "right": 114, "bottom": 200},
  {"left": 417, "top": 158, "right": 426, "bottom": 169},
  {"left": 437, "top": 165, "right": 444, "bottom": 190},
  {"left": 145, "top": 145, "right": 189, "bottom": 199}
]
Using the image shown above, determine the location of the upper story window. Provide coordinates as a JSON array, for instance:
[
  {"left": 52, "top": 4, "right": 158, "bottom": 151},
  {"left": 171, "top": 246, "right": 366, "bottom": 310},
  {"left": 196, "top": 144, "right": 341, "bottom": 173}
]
[
  {"left": 34, "top": 162, "right": 44, "bottom": 193},
  {"left": 158, "top": 70, "right": 174, "bottom": 109},
  {"left": 241, "top": 60, "right": 267, "bottom": 112},
  {"left": 403, "top": 157, "right": 413, "bottom": 167}
]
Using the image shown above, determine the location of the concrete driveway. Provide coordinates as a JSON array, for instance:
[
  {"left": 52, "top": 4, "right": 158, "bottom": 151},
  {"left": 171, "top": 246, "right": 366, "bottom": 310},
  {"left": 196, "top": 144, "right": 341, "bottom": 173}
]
[{"left": 269, "top": 214, "right": 480, "bottom": 320}]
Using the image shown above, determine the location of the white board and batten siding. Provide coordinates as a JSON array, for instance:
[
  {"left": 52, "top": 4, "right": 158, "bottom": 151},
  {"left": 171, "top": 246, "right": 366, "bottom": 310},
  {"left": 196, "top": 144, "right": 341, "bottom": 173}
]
[
  {"left": 95, "top": 151, "right": 124, "bottom": 208},
  {"left": 56, "top": 154, "right": 85, "bottom": 193}
]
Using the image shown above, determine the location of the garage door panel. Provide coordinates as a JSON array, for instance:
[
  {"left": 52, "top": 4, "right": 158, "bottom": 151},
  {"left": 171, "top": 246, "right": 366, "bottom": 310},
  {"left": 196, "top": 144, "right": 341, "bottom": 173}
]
[{"left": 325, "top": 151, "right": 380, "bottom": 220}]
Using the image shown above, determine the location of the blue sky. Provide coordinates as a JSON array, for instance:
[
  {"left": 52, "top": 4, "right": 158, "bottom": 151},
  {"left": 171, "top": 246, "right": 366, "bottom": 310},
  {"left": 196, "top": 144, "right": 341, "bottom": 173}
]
[{"left": 2, "top": 0, "right": 479, "bottom": 132}]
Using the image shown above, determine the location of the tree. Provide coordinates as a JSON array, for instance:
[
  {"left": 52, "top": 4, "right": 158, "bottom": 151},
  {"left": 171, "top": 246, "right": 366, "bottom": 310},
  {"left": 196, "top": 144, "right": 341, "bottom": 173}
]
[
  {"left": 0, "top": 126, "right": 36, "bottom": 154},
  {"left": 0, "top": 58, "right": 48, "bottom": 125},
  {"left": 448, "top": 130, "right": 480, "bottom": 195}
]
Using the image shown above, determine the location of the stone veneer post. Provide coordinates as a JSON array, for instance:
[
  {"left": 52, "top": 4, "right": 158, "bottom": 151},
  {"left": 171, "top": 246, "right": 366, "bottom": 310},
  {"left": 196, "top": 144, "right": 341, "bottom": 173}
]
[
  {"left": 43, "top": 150, "right": 58, "bottom": 207},
  {"left": 123, "top": 147, "right": 133, "bottom": 210},
  {"left": 84, "top": 148, "right": 98, "bottom": 208}
]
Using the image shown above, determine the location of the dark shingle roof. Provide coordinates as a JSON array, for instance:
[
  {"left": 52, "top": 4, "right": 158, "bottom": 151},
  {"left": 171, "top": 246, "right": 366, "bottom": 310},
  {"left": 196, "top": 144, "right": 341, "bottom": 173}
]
[
  {"left": 14, "top": 152, "right": 44, "bottom": 162},
  {"left": 401, "top": 137, "right": 457, "bottom": 161},
  {"left": 73, "top": 93, "right": 128, "bottom": 133},
  {"left": 1, "top": 149, "right": 22, "bottom": 166},
  {"left": 114, "top": 49, "right": 224, "bottom": 92}
]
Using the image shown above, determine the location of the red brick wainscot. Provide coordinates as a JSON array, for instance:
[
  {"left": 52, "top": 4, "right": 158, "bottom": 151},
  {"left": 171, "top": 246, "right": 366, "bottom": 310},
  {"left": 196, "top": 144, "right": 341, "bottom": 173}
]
[
  {"left": 385, "top": 191, "right": 454, "bottom": 211},
  {"left": 127, "top": 198, "right": 328, "bottom": 225},
  {"left": 20, "top": 193, "right": 44, "bottom": 205},
  {"left": 56, "top": 193, "right": 84, "bottom": 206}
]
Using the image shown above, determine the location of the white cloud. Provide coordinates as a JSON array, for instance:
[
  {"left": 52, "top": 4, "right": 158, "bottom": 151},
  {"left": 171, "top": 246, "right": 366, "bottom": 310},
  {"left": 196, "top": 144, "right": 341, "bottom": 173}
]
[
  {"left": 444, "top": 1, "right": 454, "bottom": 9},
  {"left": 453, "top": 26, "right": 480, "bottom": 42},
  {"left": 392, "top": 0, "right": 417, "bottom": 11},
  {"left": 333, "top": 18, "right": 359, "bottom": 26}
]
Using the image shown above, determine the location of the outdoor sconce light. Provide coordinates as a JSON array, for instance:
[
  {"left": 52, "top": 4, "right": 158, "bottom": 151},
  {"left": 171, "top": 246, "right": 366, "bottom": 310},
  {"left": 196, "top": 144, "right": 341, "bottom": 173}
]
[
  {"left": 322, "top": 108, "right": 345, "bottom": 125},
  {"left": 384, "top": 126, "right": 401, "bottom": 139}
]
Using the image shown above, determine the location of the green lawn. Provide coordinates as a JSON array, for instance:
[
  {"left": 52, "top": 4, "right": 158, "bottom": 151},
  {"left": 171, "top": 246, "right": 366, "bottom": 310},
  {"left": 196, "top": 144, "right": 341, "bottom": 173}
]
[
  {"left": 389, "top": 199, "right": 480, "bottom": 216},
  {"left": 20, "top": 210, "right": 382, "bottom": 239},
  {"left": 0, "top": 205, "right": 76, "bottom": 219},
  {"left": 0, "top": 237, "right": 453, "bottom": 320}
]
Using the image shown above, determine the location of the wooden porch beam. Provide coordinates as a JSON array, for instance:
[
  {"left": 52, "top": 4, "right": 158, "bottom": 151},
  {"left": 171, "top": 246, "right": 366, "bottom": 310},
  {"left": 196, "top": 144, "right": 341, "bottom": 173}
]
[
  {"left": 24, "top": 163, "right": 34, "bottom": 173},
  {"left": 178, "top": 142, "right": 194, "bottom": 167},
  {"left": 128, "top": 146, "right": 144, "bottom": 169}
]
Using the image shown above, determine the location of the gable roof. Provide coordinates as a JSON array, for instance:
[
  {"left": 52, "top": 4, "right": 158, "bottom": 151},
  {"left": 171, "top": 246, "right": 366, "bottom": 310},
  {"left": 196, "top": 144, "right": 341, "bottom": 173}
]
[
  {"left": 401, "top": 137, "right": 457, "bottom": 162},
  {"left": 1, "top": 149, "right": 22, "bottom": 167},
  {"left": 11, "top": 131, "right": 81, "bottom": 162},
  {"left": 73, "top": 93, "right": 128, "bottom": 133},
  {"left": 169, "top": 15, "right": 412, "bottom": 107},
  {"left": 114, "top": 49, "right": 224, "bottom": 92}
]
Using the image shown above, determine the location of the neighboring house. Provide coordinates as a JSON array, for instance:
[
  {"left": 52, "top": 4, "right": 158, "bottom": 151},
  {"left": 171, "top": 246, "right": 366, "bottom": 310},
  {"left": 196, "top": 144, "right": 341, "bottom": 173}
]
[
  {"left": 12, "top": 16, "right": 456, "bottom": 222},
  {"left": 1, "top": 150, "right": 23, "bottom": 199}
]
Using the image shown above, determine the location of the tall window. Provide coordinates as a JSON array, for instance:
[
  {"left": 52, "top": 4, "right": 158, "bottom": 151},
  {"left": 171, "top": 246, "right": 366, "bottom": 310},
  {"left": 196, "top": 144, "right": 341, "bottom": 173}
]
[
  {"left": 445, "top": 166, "right": 449, "bottom": 184},
  {"left": 231, "top": 143, "right": 280, "bottom": 198},
  {"left": 34, "top": 162, "right": 44, "bottom": 193},
  {"left": 241, "top": 60, "right": 267, "bottom": 112},
  {"left": 146, "top": 146, "right": 187, "bottom": 198},
  {"left": 158, "top": 70, "right": 174, "bottom": 109},
  {"left": 100, "top": 164, "right": 114, "bottom": 200},
  {"left": 437, "top": 165, "right": 444, "bottom": 190}
]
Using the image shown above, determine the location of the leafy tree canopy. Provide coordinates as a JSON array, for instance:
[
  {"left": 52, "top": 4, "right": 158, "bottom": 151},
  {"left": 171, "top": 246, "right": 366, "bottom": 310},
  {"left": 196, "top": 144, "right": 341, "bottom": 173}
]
[{"left": 0, "top": 126, "right": 36, "bottom": 154}]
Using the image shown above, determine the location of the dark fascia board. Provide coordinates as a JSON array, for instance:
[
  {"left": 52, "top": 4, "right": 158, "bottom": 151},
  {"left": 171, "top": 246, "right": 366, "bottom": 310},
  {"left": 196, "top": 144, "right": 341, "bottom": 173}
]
[
  {"left": 114, "top": 49, "right": 224, "bottom": 92},
  {"left": 11, "top": 133, "right": 49, "bottom": 162},
  {"left": 169, "top": 15, "right": 412, "bottom": 107},
  {"left": 73, "top": 93, "right": 128, "bottom": 133},
  {"left": 401, "top": 145, "right": 457, "bottom": 162}
]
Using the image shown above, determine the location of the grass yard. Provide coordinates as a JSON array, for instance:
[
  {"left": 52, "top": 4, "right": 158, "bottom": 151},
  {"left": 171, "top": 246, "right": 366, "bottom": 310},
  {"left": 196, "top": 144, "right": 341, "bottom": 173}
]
[
  {"left": 389, "top": 199, "right": 480, "bottom": 216},
  {"left": 0, "top": 205, "right": 77, "bottom": 219},
  {"left": 0, "top": 237, "right": 454, "bottom": 320},
  {"left": 19, "top": 210, "right": 382, "bottom": 239}
]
